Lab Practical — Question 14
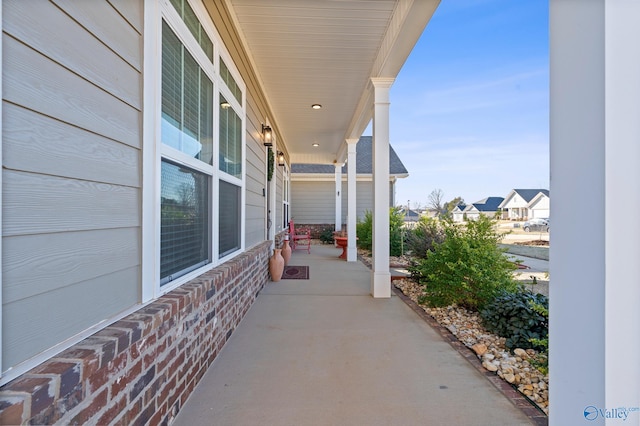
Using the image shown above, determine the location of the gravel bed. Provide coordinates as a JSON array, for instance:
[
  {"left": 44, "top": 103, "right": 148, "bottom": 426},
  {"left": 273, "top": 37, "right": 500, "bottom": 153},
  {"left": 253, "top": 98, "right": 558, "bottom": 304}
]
[{"left": 358, "top": 249, "right": 549, "bottom": 415}]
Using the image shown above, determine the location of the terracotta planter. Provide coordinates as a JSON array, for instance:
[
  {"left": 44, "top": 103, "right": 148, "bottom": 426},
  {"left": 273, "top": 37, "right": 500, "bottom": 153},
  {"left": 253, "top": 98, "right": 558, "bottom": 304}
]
[
  {"left": 269, "top": 248, "right": 285, "bottom": 281},
  {"left": 281, "top": 237, "right": 292, "bottom": 266}
]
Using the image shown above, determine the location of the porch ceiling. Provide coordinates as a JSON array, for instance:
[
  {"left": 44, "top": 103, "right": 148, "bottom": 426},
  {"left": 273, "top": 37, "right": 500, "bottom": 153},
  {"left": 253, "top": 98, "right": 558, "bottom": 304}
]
[{"left": 225, "top": 0, "right": 439, "bottom": 164}]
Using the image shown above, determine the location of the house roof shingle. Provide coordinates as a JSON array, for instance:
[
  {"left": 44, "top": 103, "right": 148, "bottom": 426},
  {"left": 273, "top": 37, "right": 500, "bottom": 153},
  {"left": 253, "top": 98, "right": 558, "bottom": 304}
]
[
  {"left": 513, "top": 189, "right": 549, "bottom": 203},
  {"left": 470, "top": 196, "right": 505, "bottom": 212},
  {"left": 291, "top": 136, "right": 408, "bottom": 175}
]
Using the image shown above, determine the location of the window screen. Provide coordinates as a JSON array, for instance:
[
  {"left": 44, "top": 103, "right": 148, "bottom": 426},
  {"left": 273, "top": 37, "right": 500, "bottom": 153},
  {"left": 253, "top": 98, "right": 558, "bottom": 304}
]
[
  {"left": 162, "top": 20, "right": 213, "bottom": 165},
  {"left": 168, "top": 0, "right": 213, "bottom": 61},
  {"left": 160, "top": 160, "right": 210, "bottom": 285},
  {"left": 219, "top": 180, "right": 241, "bottom": 258},
  {"left": 219, "top": 95, "right": 242, "bottom": 177}
]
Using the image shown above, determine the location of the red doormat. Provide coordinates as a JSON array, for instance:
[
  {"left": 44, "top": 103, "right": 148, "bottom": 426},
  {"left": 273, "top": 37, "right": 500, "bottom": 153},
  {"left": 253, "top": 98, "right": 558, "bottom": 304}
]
[{"left": 282, "top": 265, "right": 309, "bottom": 280}]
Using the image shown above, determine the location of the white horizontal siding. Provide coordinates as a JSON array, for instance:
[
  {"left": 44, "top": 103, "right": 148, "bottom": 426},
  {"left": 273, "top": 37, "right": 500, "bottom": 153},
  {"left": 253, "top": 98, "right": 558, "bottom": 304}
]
[
  {"left": 2, "top": 0, "right": 143, "bottom": 375},
  {"left": 293, "top": 180, "right": 376, "bottom": 224}
]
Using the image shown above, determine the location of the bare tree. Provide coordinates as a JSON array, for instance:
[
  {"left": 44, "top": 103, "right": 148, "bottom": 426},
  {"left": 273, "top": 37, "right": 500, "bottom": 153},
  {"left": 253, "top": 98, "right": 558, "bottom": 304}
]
[{"left": 427, "top": 189, "right": 445, "bottom": 215}]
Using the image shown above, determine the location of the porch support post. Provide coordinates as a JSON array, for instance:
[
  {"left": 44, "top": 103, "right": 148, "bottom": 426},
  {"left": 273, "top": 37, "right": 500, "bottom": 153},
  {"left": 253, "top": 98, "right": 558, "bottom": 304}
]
[
  {"left": 346, "top": 138, "right": 358, "bottom": 262},
  {"left": 334, "top": 163, "right": 342, "bottom": 232},
  {"left": 371, "top": 78, "right": 394, "bottom": 298},
  {"left": 550, "top": 1, "right": 640, "bottom": 424}
]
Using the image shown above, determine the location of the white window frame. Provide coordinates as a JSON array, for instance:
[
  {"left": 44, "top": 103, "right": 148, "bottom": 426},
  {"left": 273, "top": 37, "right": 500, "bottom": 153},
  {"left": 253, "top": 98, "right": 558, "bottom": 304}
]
[{"left": 142, "top": 0, "right": 246, "bottom": 301}]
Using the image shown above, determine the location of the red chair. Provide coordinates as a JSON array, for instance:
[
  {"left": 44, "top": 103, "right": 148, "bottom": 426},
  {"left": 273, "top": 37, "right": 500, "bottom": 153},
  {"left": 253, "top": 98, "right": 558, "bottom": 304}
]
[{"left": 289, "top": 220, "right": 311, "bottom": 253}]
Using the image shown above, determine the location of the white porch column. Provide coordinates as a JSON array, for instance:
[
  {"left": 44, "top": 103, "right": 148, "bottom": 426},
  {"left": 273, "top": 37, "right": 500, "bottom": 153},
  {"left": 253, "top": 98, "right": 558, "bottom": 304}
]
[
  {"left": 550, "top": 1, "right": 640, "bottom": 424},
  {"left": 371, "top": 78, "right": 394, "bottom": 298},
  {"left": 346, "top": 139, "right": 358, "bottom": 262},
  {"left": 334, "top": 163, "right": 342, "bottom": 232}
]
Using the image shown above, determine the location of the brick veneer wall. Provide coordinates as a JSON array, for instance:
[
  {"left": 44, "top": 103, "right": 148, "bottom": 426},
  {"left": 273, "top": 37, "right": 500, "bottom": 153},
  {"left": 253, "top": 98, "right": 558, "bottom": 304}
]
[
  {"left": 292, "top": 224, "right": 345, "bottom": 239},
  {"left": 0, "top": 241, "right": 271, "bottom": 425}
]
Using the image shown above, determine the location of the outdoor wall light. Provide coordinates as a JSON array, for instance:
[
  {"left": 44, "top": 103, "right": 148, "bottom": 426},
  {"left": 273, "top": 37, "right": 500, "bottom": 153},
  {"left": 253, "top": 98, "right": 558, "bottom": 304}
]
[
  {"left": 262, "top": 124, "right": 273, "bottom": 146},
  {"left": 277, "top": 151, "right": 285, "bottom": 166}
]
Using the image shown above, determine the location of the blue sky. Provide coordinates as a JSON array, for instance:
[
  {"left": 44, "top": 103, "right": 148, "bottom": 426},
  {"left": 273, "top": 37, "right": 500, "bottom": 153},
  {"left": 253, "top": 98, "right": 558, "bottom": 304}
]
[{"left": 381, "top": 0, "right": 549, "bottom": 209}]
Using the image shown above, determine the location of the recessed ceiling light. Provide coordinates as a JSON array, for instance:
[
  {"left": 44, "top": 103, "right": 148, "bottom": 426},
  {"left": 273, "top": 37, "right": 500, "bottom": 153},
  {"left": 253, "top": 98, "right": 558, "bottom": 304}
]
[
  {"left": 311, "top": 104, "right": 322, "bottom": 109},
  {"left": 312, "top": 143, "right": 319, "bottom": 147}
]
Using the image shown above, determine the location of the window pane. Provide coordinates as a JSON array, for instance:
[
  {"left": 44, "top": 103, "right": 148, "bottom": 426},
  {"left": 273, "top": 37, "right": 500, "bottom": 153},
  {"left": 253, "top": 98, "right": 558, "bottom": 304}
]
[
  {"left": 220, "top": 59, "right": 242, "bottom": 104},
  {"left": 161, "top": 160, "right": 210, "bottom": 285},
  {"left": 219, "top": 95, "right": 242, "bottom": 177},
  {"left": 219, "top": 180, "right": 241, "bottom": 257},
  {"left": 162, "top": 20, "right": 213, "bottom": 165},
  {"left": 169, "top": 0, "right": 213, "bottom": 61}
]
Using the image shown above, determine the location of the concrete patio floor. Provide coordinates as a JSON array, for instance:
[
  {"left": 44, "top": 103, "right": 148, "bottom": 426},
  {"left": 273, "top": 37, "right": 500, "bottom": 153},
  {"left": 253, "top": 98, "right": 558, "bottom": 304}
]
[{"left": 174, "top": 244, "right": 534, "bottom": 425}]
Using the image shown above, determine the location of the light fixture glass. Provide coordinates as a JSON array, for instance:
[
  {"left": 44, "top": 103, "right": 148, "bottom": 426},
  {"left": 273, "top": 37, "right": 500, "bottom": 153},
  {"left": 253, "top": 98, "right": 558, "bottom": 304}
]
[
  {"left": 262, "top": 124, "right": 272, "bottom": 146},
  {"left": 311, "top": 104, "right": 322, "bottom": 109},
  {"left": 312, "top": 143, "right": 319, "bottom": 147}
]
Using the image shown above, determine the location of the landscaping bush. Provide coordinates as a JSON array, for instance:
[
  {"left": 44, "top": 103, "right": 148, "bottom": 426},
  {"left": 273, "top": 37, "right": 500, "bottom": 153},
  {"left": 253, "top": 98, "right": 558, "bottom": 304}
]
[
  {"left": 319, "top": 227, "right": 335, "bottom": 244},
  {"left": 405, "top": 216, "right": 445, "bottom": 259},
  {"left": 528, "top": 300, "right": 549, "bottom": 374},
  {"left": 356, "top": 208, "right": 405, "bottom": 256},
  {"left": 389, "top": 207, "right": 405, "bottom": 256},
  {"left": 480, "top": 288, "right": 549, "bottom": 351},
  {"left": 356, "top": 210, "right": 373, "bottom": 250},
  {"left": 412, "top": 215, "right": 517, "bottom": 310}
]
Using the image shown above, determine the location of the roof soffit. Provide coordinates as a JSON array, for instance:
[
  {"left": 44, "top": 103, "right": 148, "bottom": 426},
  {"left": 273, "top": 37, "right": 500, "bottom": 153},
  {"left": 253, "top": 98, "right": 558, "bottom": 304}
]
[{"left": 224, "top": 0, "right": 439, "bottom": 164}]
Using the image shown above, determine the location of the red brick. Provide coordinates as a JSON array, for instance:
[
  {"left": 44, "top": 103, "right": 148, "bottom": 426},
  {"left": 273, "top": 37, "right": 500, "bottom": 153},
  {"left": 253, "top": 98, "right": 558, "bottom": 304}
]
[
  {"left": 55, "top": 347, "right": 101, "bottom": 381},
  {"left": 0, "top": 397, "right": 26, "bottom": 425},
  {"left": 124, "top": 397, "right": 143, "bottom": 425},
  {"left": 94, "top": 392, "right": 128, "bottom": 426},
  {"left": 4, "top": 376, "right": 54, "bottom": 417},
  {"left": 143, "top": 372, "right": 167, "bottom": 407},
  {"left": 110, "top": 359, "right": 142, "bottom": 396},
  {"left": 129, "top": 366, "right": 155, "bottom": 401},
  {"left": 166, "top": 378, "right": 185, "bottom": 410},
  {"left": 69, "top": 387, "right": 108, "bottom": 425},
  {"left": 87, "top": 351, "right": 127, "bottom": 392},
  {"left": 130, "top": 400, "right": 156, "bottom": 426},
  {"left": 157, "top": 375, "right": 176, "bottom": 408},
  {"left": 31, "top": 361, "right": 81, "bottom": 397},
  {"left": 77, "top": 337, "right": 116, "bottom": 366},
  {"left": 112, "top": 320, "right": 144, "bottom": 345},
  {"left": 156, "top": 347, "right": 176, "bottom": 374}
]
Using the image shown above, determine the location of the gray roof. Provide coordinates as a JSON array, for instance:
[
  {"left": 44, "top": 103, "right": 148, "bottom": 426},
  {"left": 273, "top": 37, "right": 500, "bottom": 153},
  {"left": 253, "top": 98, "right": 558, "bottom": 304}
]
[
  {"left": 513, "top": 189, "right": 549, "bottom": 203},
  {"left": 471, "top": 196, "right": 504, "bottom": 211},
  {"left": 291, "top": 136, "right": 408, "bottom": 175}
]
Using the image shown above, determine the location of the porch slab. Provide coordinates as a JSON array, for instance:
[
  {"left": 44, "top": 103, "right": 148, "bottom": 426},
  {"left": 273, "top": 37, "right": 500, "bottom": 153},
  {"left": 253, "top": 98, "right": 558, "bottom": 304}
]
[{"left": 174, "top": 244, "right": 533, "bottom": 425}]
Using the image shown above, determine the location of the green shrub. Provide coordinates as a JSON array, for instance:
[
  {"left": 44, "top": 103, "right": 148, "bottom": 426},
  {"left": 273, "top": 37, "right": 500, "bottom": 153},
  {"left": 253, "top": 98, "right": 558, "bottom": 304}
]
[
  {"left": 389, "top": 207, "right": 405, "bottom": 256},
  {"left": 356, "top": 210, "right": 373, "bottom": 250},
  {"left": 412, "top": 215, "right": 517, "bottom": 310},
  {"left": 528, "top": 300, "right": 549, "bottom": 374},
  {"left": 356, "top": 208, "right": 405, "bottom": 256},
  {"left": 406, "top": 216, "right": 445, "bottom": 259},
  {"left": 480, "top": 288, "right": 548, "bottom": 351},
  {"left": 319, "top": 227, "right": 334, "bottom": 244}
]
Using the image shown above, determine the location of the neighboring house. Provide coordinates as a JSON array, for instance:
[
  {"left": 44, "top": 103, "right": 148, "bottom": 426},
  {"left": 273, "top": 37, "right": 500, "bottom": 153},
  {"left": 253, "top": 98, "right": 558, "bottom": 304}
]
[
  {"left": 420, "top": 208, "right": 439, "bottom": 218},
  {"left": 527, "top": 191, "right": 550, "bottom": 219},
  {"left": 290, "top": 136, "right": 408, "bottom": 226},
  {"left": 402, "top": 208, "right": 420, "bottom": 227},
  {"left": 462, "top": 197, "right": 504, "bottom": 221},
  {"left": 0, "top": 1, "right": 439, "bottom": 424},
  {"left": 451, "top": 203, "right": 467, "bottom": 223},
  {"left": 499, "top": 189, "right": 550, "bottom": 220}
]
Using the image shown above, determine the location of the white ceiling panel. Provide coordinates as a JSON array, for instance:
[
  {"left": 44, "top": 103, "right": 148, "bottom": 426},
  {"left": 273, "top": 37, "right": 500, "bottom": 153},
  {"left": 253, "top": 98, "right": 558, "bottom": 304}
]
[{"left": 225, "top": 0, "right": 438, "bottom": 163}]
